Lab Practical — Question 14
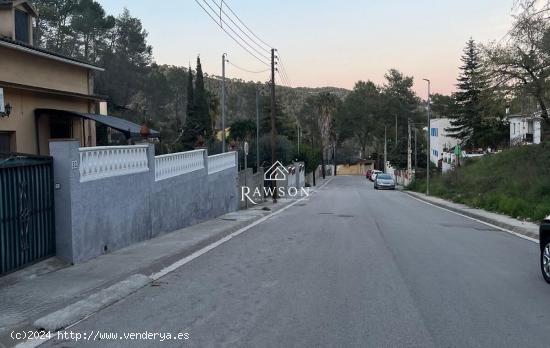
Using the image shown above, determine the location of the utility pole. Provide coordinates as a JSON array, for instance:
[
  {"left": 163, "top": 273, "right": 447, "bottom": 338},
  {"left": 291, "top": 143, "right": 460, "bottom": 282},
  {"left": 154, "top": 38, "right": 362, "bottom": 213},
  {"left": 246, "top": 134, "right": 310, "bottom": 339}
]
[
  {"left": 414, "top": 127, "right": 417, "bottom": 172},
  {"left": 256, "top": 86, "right": 260, "bottom": 171},
  {"left": 271, "top": 48, "right": 277, "bottom": 203},
  {"left": 384, "top": 125, "right": 387, "bottom": 173},
  {"left": 395, "top": 114, "right": 398, "bottom": 146},
  {"left": 221, "top": 53, "right": 227, "bottom": 152},
  {"left": 423, "top": 78, "right": 431, "bottom": 196},
  {"left": 297, "top": 124, "right": 300, "bottom": 154},
  {"left": 407, "top": 119, "right": 412, "bottom": 179}
]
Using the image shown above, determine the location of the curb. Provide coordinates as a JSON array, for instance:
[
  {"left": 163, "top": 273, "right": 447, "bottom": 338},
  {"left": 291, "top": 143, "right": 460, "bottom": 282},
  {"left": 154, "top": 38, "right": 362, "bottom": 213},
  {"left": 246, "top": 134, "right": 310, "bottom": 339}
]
[
  {"left": 403, "top": 190, "right": 539, "bottom": 241},
  {"left": 33, "top": 274, "right": 150, "bottom": 332}
]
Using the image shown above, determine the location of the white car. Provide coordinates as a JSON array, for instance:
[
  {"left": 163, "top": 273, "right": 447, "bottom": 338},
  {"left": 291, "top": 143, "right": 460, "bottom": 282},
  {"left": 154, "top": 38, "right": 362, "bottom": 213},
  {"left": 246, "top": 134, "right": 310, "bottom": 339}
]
[{"left": 370, "top": 170, "right": 382, "bottom": 181}]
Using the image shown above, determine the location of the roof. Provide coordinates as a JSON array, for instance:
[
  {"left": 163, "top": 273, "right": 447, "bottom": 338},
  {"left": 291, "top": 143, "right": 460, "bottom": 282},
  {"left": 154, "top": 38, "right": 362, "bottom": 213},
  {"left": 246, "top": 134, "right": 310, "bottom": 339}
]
[
  {"left": 507, "top": 111, "right": 542, "bottom": 119},
  {"left": 0, "top": 36, "right": 104, "bottom": 71},
  {"left": 0, "top": 0, "right": 38, "bottom": 18},
  {"left": 35, "top": 109, "right": 161, "bottom": 139}
]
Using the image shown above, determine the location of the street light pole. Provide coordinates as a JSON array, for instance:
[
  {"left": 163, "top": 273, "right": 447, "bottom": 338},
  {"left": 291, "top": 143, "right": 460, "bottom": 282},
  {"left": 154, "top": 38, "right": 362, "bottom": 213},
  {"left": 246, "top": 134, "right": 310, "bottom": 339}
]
[
  {"left": 384, "top": 125, "right": 387, "bottom": 173},
  {"left": 423, "top": 78, "right": 431, "bottom": 196},
  {"left": 256, "top": 86, "right": 260, "bottom": 171}
]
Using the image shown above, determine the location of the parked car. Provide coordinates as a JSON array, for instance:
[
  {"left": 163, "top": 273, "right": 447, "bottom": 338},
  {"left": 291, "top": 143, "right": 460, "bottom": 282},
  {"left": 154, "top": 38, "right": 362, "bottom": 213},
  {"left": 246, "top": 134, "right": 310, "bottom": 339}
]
[
  {"left": 374, "top": 173, "right": 395, "bottom": 190},
  {"left": 366, "top": 169, "right": 372, "bottom": 180},
  {"left": 539, "top": 214, "right": 550, "bottom": 283},
  {"left": 370, "top": 170, "right": 382, "bottom": 181}
]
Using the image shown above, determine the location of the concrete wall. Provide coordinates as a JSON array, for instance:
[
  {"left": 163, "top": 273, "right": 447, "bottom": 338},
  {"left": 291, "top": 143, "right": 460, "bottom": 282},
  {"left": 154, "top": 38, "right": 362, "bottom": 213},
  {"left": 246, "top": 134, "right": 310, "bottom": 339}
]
[
  {"left": 50, "top": 140, "right": 238, "bottom": 264},
  {"left": 238, "top": 168, "right": 265, "bottom": 209}
]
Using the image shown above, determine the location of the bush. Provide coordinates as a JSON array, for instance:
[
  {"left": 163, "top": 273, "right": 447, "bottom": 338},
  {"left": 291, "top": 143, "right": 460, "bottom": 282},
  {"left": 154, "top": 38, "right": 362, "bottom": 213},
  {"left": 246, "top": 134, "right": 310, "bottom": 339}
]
[{"left": 407, "top": 143, "right": 550, "bottom": 222}]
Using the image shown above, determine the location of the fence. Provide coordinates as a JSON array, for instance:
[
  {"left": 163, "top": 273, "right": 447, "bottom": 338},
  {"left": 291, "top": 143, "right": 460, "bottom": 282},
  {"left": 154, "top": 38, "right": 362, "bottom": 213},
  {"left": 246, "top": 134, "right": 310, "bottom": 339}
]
[
  {"left": 50, "top": 140, "right": 238, "bottom": 264},
  {"left": 208, "top": 152, "right": 237, "bottom": 174},
  {"left": 155, "top": 149, "right": 205, "bottom": 181},
  {"left": 79, "top": 145, "right": 149, "bottom": 182},
  {"left": 0, "top": 153, "right": 55, "bottom": 275}
]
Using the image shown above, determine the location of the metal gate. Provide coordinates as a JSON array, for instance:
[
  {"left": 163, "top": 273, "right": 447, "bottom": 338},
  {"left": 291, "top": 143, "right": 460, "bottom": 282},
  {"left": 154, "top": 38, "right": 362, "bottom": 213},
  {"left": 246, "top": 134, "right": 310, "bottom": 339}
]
[{"left": 0, "top": 153, "right": 55, "bottom": 275}]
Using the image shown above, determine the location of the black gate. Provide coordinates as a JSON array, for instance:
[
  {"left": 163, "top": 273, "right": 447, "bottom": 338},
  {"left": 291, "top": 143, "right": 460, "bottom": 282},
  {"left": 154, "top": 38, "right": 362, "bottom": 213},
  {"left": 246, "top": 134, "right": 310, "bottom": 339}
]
[{"left": 0, "top": 153, "right": 55, "bottom": 275}]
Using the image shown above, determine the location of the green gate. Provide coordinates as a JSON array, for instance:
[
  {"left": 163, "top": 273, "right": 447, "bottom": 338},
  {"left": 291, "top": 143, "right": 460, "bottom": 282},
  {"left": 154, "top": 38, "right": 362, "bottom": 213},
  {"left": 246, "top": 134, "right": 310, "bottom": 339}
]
[{"left": 0, "top": 153, "right": 55, "bottom": 275}]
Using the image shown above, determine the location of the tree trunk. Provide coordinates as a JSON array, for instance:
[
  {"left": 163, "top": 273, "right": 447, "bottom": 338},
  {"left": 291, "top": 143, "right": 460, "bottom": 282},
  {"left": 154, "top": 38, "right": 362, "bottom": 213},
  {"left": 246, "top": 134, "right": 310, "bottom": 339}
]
[{"left": 313, "top": 170, "right": 316, "bottom": 186}]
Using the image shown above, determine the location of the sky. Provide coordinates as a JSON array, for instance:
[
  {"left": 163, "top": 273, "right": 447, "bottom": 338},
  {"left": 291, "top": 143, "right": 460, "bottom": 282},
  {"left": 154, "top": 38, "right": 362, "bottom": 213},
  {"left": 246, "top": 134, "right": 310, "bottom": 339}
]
[{"left": 99, "top": 0, "right": 517, "bottom": 99}]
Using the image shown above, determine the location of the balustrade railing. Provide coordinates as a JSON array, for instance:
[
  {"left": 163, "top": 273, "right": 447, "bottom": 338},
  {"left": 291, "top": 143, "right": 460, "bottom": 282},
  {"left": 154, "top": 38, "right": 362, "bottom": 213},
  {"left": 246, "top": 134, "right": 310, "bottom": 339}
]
[
  {"left": 79, "top": 145, "right": 149, "bottom": 182},
  {"left": 208, "top": 152, "right": 236, "bottom": 174},
  {"left": 155, "top": 149, "right": 205, "bottom": 181}
]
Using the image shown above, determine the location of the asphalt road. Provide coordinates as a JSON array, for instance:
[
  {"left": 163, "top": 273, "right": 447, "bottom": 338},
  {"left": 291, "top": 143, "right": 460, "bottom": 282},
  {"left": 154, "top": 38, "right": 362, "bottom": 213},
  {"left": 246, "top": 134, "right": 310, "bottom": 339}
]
[{"left": 42, "top": 176, "right": 550, "bottom": 348}]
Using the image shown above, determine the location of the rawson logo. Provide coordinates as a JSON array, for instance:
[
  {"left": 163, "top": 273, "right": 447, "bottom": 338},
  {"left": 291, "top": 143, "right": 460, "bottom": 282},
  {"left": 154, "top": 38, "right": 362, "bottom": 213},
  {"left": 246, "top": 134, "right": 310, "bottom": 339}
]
[{"left": 241, "top": 161, "right": 310, "bottom": 205}]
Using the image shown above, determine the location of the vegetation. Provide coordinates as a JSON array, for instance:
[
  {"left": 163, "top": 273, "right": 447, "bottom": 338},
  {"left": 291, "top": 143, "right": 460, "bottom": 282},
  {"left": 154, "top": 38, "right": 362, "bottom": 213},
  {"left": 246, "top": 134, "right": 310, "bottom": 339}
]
[{"left": 408, "top": 142, "right": 550, "bottom": 221}]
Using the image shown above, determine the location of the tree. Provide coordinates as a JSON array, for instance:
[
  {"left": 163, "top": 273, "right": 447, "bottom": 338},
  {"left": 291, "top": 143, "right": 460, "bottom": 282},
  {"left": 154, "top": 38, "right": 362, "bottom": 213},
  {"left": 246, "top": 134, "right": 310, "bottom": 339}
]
[
  {"left": 336, "top": 81, "right": 381, "bottom": 158},
  {"left": 430, "top": 94, "right": 456, "bottom": 118},
  {"left": 484, "top": 3, "right": 550, "bottom": 139},
  {"left": 298, "top": 93, "right": 340, "bottom": 178},
  {"left": 229, "top": 119, "right": 256, "bottom": 142},
  {"left": 446, "top": 39, "right": 488, "bottom": 148},
  {"left": 95, "top": 8, "right": 152, "bottom": 110},
  {"left": 34, "top": 0, "right": 78, "bottom": 54},
  {"left": 70, "top": 0, "right": 115, "bottom": 63},
  {"left": 193, "top": 57, "right": 212, "bottom": 138}
]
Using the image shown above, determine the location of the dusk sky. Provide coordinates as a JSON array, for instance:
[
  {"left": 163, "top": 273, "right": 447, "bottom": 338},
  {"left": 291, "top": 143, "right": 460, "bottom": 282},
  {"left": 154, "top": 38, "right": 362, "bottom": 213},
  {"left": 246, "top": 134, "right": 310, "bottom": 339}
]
[{"left": 99, "top": 1, "right": 517, "bottom": 99}]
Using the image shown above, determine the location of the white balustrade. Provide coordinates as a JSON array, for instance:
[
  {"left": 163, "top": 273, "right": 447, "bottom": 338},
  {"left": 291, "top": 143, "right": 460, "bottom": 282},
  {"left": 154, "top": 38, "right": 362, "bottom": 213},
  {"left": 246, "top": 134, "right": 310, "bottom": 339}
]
[
  {"left": 155, "top": 149, "right": 205, "bottom": 181},
  {"left": 79, "top": 145, "right": 149, "bottom": 182},
  {"left": 208, "top": 152, "right": 236, "bottom": 174}
]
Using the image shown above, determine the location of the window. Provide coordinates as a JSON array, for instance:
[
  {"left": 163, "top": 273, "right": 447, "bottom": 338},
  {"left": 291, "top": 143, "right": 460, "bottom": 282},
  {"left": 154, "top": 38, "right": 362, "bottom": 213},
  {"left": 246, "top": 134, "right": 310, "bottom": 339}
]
[
  {"left": 0, "top": 132, "right": 13, "bottom": 153},
  {"left": 431, "top": 128, "right": 438, "bottom": 137},
  {"left": 15, "top": 9, "right": 30, "bottom": 43}
]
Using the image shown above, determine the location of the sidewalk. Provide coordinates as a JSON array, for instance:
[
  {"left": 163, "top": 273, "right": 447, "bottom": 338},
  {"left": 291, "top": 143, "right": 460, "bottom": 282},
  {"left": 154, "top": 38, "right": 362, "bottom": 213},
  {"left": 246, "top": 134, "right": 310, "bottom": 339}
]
[
  {"left": 0, "top": 178, "right": 332, "bottom": 348},
  {"left": 404, "top": 190, "right": 540, "bottom": 240}
]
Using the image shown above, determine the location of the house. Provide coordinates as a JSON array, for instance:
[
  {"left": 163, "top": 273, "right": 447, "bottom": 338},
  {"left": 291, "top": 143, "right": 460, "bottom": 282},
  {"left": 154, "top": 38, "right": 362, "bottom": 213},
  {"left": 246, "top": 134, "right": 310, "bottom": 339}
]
[
  {"left": 509, "top": 111, "right": 542, "bottom": 146},
  {"left": 429, "top": 118, "right": 459, "bottom": 165},
  {"left": 0, "top": 0, "right": 158, "bottom": 155}
]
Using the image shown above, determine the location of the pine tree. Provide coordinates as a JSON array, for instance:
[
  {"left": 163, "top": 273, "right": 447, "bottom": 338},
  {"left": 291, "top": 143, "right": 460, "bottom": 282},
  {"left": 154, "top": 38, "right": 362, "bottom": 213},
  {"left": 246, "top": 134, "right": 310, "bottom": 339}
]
[
  {"left": 193, "top": 56, "right": 212, "bottom": 138},
  {"left": 446, "top": 38, "right": 488, "bottom": 148},
  {"left": 181, "top": 66, "right": 197, "bottom": 150},
  {"left": 185, "top": 66, "right": 194, "bottom": 123}
]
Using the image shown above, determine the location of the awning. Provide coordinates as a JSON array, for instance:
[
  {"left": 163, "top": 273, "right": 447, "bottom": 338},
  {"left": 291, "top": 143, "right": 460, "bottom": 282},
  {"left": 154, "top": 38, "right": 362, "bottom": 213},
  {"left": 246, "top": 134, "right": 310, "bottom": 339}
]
[{"left": 35, "top": 108, "right": 161, "bottom": 138}]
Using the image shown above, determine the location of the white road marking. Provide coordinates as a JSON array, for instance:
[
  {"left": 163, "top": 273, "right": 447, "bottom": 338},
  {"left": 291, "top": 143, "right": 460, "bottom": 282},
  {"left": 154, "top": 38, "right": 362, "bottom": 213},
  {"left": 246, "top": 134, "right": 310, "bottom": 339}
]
[{"left": 405, "top": 193, "right": 539, "bottom": 244}]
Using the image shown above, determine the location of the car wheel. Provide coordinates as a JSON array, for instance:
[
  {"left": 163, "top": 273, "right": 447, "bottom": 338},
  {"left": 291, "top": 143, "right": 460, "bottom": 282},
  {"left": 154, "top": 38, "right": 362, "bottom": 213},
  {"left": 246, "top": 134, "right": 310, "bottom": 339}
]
[{"left": 541, "top": 241, "right": 550, "bottom": 284}]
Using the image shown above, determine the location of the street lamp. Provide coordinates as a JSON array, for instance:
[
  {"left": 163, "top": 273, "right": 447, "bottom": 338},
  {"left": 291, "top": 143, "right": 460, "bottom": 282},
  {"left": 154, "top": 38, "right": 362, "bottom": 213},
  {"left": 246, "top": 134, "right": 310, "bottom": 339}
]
[
  {"left": 0, "top": 103, "right": 12, "bottom": 118},
  {"left": 423, "top": 78, "right": 431, "bottom": 196}
]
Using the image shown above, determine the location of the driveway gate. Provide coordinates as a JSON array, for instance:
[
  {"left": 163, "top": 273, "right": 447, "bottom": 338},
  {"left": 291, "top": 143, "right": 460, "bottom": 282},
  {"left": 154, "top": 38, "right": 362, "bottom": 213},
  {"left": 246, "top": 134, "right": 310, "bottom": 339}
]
[{"left": 0, "top": 153, "right": 55, "bottom": 275}]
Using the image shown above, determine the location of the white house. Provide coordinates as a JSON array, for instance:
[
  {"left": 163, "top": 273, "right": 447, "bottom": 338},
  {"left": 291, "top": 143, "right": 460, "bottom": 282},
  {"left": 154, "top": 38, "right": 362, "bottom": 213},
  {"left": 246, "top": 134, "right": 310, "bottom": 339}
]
[
  {"left": 509, "top": 112, "right": 542, "bottom": 146},
  {"left": 430, "top": 118, "right": 459, "bottom": 165}
]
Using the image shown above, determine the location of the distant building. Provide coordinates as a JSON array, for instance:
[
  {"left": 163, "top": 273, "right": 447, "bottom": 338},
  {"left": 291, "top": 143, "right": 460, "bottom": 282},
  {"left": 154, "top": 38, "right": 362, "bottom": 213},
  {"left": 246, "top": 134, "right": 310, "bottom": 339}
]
[
  {"left": 509, "top": 112, "right": 542, "bottom": 146},
  {"left": 429, "top": 118, "right": 459, "bottom": 165}
]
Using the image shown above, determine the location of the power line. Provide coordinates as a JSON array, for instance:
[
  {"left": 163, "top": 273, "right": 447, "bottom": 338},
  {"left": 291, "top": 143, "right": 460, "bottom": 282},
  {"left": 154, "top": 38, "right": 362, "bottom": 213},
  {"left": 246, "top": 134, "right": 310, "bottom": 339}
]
[
  {"left": 276, "top": 52, "right": 292, "bottom": 87},
  {"left": 200, "top": 0, "right": 270, "bottom": 61},
  {"left": 208, "top": 0, "right": 270, "bottom": 55},
  {"left": 194, "top": 0, "right": 270, "bottom": 66},
  {"left": 227, "top": 60, "right": 270, "bottom": 74},
  {"left": 223, "top": 0, "right": 273, "bottom": 50}
]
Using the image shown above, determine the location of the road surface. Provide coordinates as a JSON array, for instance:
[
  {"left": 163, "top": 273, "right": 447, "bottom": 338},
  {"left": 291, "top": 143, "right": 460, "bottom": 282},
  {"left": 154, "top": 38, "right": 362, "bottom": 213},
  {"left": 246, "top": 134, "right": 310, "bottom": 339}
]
[{"left": 43, "top": 176, "right": 549, "bottom": 347}]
